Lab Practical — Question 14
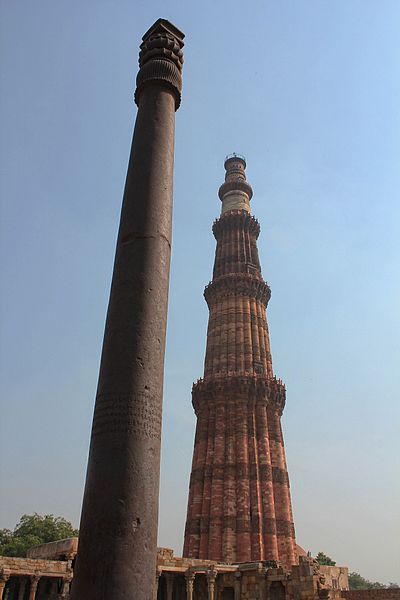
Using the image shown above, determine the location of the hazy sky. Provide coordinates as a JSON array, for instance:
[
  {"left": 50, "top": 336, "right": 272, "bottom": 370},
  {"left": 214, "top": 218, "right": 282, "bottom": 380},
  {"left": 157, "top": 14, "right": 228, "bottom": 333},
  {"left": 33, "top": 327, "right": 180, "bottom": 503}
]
[{"left": 1, "top": 0, "right": 399, "bottom": 584}]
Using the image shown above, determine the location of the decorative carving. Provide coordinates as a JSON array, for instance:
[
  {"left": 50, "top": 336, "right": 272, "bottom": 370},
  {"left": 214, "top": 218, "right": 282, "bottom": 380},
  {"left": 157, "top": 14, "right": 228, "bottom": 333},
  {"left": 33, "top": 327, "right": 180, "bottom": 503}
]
[
  {"left": 263, "top": 559, "right": 278, "bottom": 569},
  {"left": 28, "top": 575, "right": 41, "bottom": 600},
  {"left": 139, "top": 26, "right": 184, "bottom": 71},
  {"left": 207, "top": 568, "right": 218, "bottom": 600},
  {"left": 135, "top": 19, "right": 184, "bottom": 109},
  {"left": 272, "top": 466, "right": 290, "bottom": 486},
  {"left": 213, "top": 210, "right": 260, "bottom": 239},
  {"left": 192, "top": 374, "right": 285, "bottom": 415},
  {"left": 92, "top": 391, "right": 162, "bottom": 441},
  {"left": 204, "top": 273, "right": 271, "bottom": 307},
  {"left": 185, "top": 570, "right": 195, "bottom": 600},
  {"left": 219, "top": 179, "right": 253, "bottom": 202}
]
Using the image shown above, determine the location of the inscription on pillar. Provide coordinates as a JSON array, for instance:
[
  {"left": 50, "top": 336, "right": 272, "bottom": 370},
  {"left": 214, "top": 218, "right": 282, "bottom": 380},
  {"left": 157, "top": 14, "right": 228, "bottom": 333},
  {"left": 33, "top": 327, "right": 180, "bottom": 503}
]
[{"left": 92, "top": 392, "right": 162, "bottom": 440}]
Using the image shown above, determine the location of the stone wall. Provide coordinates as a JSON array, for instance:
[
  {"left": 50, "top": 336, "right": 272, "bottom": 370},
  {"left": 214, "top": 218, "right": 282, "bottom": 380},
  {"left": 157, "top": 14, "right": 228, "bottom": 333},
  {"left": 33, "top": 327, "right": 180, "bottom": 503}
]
[
  {"left": 1, "top": 544, "right": 355, "bottom": 600},
  {"left": 0, "top": 556, "right": 72, "bottom": 600},
  {"left": 27, "top": 538, "right": 78, "bottom": 561},
  {"left": 320, "top": 566, "right": 349, "bottom": 591},
  {"left": 342, "top": 590, "right": 400, "bottom": 600},
  {"left": 0, "top": 556, "right": 70, "bottom": 576}
]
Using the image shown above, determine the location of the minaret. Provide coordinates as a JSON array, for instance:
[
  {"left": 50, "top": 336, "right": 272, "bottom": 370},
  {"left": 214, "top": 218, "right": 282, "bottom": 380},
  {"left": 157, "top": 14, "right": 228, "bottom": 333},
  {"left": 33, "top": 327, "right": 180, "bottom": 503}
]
[{"left": 183, "top": 155, "right": 297, "bottom": 569}]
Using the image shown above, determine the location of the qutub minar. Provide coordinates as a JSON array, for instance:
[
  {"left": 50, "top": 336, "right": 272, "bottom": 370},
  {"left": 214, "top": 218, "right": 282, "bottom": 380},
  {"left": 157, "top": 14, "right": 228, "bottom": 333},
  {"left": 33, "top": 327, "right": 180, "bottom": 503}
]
[{"left": 183, "top": 155, "right": 296, "bottom": 568}]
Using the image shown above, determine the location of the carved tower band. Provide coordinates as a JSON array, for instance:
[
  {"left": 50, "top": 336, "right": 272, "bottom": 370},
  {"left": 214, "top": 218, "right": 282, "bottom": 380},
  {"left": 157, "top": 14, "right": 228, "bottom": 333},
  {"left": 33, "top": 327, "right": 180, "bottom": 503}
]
[{"left": 183, "top": 155, "right": 297, "bottom": 569}]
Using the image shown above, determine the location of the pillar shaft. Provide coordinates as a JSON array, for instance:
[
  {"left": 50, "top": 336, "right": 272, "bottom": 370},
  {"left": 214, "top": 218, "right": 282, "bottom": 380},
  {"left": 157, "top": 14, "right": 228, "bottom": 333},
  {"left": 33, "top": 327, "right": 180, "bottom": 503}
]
[
  {"left": 18, "top": 578, "right": 27, "bottom": 600},
  {"left": 71, "top": 19, "right": 184, "bottom": 600},
  {"left": 207, "top": 571, "right": 217, "bottom": 600},
  {"left": 0, "top": 578, "right": 8, "bottom": 600},
  {"left": 28, "top": 577, "right": 39, "bottom": 600},
  {"left": 60, "top": 578, "right": 71, "bottom": 599},
  {"left": 185, "top": 573, "right": 195, "bottom": 600},
  {"left": 165, "top": 573, "right": 174, "bottom": 600},
  {"left": 234, "top": 574, "right": 241, "bottom": 600}
]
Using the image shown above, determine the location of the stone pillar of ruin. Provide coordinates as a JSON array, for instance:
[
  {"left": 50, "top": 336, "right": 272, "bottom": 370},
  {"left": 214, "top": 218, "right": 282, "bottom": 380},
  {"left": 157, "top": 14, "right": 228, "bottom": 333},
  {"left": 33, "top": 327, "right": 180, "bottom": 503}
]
[
  {"left": 154, "top": 569, "right": 162, "bottom": 600},
  {"left": 207, "top": 569, "right": 217, "bottom": 600},
  {"left": 0, "top": 575, "right": 9, "bottom": 600},
  {"left": 71, "top": 19, "right": 184, "bottom": 600},
  {"left": 183, "top": 155, "right": 297, "bottom": 569},
  {"left": 185, "top": 571, "right": 195, "bottom": 600},
  {"left": 17, "top": 578, "right": 27, "bottom": 600},
  {"left": 28, "top": 575, "right": 40, "bottom": 600},
  {"left": 234, "top": 572, "right": 241, "bottom": 600},
  {"left": 165, "top": 573, "right": 174, "bottom": 600},
  {"left": 257, "top": 567, "right": 267, "bottom": 598},
  {"left": 59, "top": 577, "right": 71, "bottom": 599}
]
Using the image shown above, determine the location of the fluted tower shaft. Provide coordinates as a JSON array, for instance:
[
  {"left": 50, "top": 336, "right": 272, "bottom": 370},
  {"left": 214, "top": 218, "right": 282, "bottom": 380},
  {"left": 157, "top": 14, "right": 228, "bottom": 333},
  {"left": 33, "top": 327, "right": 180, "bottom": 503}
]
[{"left": 183, "top": 156, "right": 297, "bottom": 569}]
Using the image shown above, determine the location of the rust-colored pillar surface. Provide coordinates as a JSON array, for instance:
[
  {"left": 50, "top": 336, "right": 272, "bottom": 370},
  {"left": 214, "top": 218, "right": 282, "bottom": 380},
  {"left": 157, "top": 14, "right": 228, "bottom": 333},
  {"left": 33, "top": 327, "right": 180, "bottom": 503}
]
[
  {"left": 183, "top": 155, "right": 297, "bottom": 569},
  {"left": 71, "top": 19, "right": 184, "bottom": 600}
]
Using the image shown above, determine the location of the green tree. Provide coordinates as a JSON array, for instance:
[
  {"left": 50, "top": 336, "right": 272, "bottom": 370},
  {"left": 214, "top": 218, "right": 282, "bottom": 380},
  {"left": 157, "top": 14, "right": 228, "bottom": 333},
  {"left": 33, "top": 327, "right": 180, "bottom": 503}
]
[
  {"left": 0, "top": 514, "right": 78, "bottom": 558},
  {"left": 348, "top": 572, "right": 386, "bottom": 590},
  {"left": 316, "top": 552, "right": 336, "bottom": 566}
]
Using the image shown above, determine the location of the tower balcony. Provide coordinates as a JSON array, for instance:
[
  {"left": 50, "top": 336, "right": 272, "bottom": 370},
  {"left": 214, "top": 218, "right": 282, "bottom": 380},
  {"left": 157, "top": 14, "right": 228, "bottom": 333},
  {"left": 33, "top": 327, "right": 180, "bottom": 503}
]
[
  {"left": 204, "top": 273, "right": 271, "bottom": 308},
  {"left": 192, "top": 373, "right": 286, "bottom": 415}
]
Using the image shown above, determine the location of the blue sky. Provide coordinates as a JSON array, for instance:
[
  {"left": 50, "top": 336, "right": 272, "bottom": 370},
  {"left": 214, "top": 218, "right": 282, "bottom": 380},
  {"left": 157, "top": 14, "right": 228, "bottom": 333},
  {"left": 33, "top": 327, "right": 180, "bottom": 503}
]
[{"left": 1, "top": 0, "right": 399, "bottom": 583}]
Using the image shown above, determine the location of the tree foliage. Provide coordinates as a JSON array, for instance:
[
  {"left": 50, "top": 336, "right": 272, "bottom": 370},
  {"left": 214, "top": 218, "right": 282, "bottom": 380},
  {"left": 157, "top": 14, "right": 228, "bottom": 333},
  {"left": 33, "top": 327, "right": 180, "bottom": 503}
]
[
  {"left": 0, "top": 514, "right": 78, "bottom": 558},
  {"left": 348, "top": 572, "right": 386, "bottom": 590},
  {"left": 316, "top": 552, "right": 336, "bottom": 566}
]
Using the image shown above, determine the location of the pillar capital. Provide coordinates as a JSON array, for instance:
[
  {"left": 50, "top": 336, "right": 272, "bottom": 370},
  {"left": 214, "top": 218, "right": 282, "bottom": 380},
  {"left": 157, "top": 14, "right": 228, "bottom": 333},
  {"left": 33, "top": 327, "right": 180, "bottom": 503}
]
[
  {"left": 0, "top": 570, "right": 10, "bottom": 583},
  {"left": 135, "top": 18, "right": 184, "bottom": 109},
  {"left": 206, "top": 569, "right": 218, "bottom": 583},
  {"left": 185, "top": 569, "right": 196, "bottom": 582}
]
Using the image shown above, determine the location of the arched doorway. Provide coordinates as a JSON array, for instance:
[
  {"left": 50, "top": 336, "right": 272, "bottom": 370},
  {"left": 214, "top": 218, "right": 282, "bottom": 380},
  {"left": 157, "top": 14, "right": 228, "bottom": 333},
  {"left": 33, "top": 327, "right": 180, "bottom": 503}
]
[{"left": 269, "top": 581, "right": 286, "bottom": 600}]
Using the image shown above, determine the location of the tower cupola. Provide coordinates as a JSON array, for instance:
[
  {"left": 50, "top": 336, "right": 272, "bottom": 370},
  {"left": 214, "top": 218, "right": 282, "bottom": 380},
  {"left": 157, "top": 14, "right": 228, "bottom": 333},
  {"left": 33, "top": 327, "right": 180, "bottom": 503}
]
[{"left": 218, "top": 153, "right": 253, "bottom": 214}]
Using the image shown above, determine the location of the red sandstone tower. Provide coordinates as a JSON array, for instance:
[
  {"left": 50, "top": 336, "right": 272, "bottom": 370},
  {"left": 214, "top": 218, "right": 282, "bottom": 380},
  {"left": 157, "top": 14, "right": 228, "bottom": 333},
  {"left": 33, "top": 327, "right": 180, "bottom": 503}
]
[{"left": 183, "top": 155, "right": 297, "bottom": 569}]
